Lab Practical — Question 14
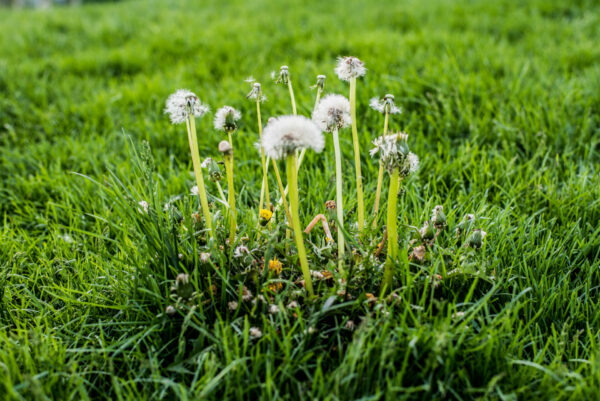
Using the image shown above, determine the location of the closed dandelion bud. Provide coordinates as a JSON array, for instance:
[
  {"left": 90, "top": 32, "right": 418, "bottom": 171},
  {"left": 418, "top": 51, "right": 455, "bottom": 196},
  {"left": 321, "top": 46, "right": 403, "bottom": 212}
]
[
  {"left": 218, "top": 140, "right": 233, "bottom": 155},
  {"left": 466, "top": 229, "right": 487, "bottom": 249},
  {"left": 325, "top": 200, "right": 336, "bottom": 220},
  {"left": 202, "top": 157, "right": 223, "bottom": 182},
  {"left": 259, "top": 209, "right": 273, "bottom": 226},
  {"left": 275, "top": 65, "right": 290, "bottom": 84},
  {"left": 431, "top": 205, "right": 447, "bottom": 228},
  {"left": 316, "top": 74, "right": 326, "bottom": 90},
  {"left": 420, "top": 220, "right": 436, "bottom": 241},
  {"left": 455, "top": 214, "right": 475, "bottom": 236},
  {"left": 174, "top": 273, "right": 194, "bottom": 300}
]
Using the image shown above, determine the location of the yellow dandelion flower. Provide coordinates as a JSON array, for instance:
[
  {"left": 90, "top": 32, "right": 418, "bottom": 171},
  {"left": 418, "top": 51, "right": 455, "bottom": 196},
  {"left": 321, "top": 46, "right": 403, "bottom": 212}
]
[
  {"left": 268, "top": 258, "right": 283, "bottom": 275},
  {"left": 259, "top": 208, "right": 273, "bottom": 226}
]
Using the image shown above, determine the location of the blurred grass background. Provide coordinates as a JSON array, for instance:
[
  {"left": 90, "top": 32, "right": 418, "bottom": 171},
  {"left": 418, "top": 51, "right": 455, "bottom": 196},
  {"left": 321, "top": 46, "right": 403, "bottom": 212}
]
[{"left": 1, "top": 0, "right": 599, "bottom": 399}]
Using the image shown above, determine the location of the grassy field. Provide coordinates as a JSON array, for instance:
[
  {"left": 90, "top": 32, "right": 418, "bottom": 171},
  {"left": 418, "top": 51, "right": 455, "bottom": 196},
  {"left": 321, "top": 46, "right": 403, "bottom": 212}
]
[{"left": 1, "top": 0, "right": 600, "bottom": 399}]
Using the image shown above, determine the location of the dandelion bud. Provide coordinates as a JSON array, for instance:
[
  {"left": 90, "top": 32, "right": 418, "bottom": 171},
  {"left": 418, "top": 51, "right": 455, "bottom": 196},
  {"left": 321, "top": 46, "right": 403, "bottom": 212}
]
[
  {"left": 466, "top": 229, "right": 487, "bottom": 249},
  {"left": 419, "top": 221, "right": 436, "bottom": 241},
  {"left": 205, "top": 158, "right": 223, "bottom": 182},
  {"left": 218, "top": 140, "right": 233, "bottom": 155},
  {"left": 214, "top": 106, "right": 241, "bottom": 133},
  {"left": 173, "top": 273, "right": 194, "bottom": 300},
  {"left": 259, "top": 209, "right": 273, "bottom": 226},
  {"left": 431, "top": 205, "right": 447, "bottom": 229}
]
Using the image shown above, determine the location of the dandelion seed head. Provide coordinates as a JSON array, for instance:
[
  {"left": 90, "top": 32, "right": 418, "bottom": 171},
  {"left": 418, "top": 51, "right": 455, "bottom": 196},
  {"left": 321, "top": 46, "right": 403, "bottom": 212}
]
[
  {"left": 228, "top": 301, "right": 239, "bottom": 311},
  {"left": 249, "top": 327, "right": 263, "bottom": 338},
  {"left": 262, "top": 115, "right": 324, "bottom": 160},
  {"left": 247, "top": 82, "right": 266, "bottom": 102},
  {"left": 214, "top": 106, "right": 241, "bottom": 132},
  {"left": 335, "top": 56, "right": 366, "bottom": 82},
  {"left": 275, "top": 65, "right": 290, "bottom": 84},
  {"left": 370, "top": 133, "right": 417, "bottom": 175},
  {"left": 312, "top": 94, "right": 352, "bottom": 132},
  {"left": 369, "top": 94, "right": 401, "bottom": 115},
  {"left": 190, "top": 186, "right": 199, "bottom": 196},
  {"left": 165, "top": 89, "right": 209, "bottom": 125}
]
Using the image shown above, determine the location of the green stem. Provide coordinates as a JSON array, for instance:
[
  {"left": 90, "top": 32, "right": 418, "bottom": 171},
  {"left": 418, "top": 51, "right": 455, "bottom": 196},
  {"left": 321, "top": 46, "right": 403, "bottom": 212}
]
[
  {"left": 271, "top": 158, "right": 292, "bottom": 225},
  {"left": 186, "top": 117, "right": 214, "bottom": 239},
  {"left": 257, "top": 99, "right": 270, "bottom": 213},
  {"left": 382, "top": 168, "right": 400, "bottom": 294},
  {"left": 286, "top": 154, "right": 314, "bottom": 296},
  {"left": 215, "top": 181, "right": 228, "bottom": 207},
  {"left": 224, "top": 151, "right": 236, "bottom": 246},
  {"left": 372, "top": 110, "right": 389, "bottom": 229},
  {"left": 287, "top": 79, "right": 297, "bottom": 115},
  {"left": 349, "top": 77, "right": 365, "bottom": 232},
  {"left": 332, "top": 128, "right": 345, "bottom": 272}
]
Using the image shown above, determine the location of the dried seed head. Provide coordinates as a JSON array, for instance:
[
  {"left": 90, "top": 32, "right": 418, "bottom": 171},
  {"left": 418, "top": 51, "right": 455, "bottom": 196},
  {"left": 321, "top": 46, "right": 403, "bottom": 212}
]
[
  {"left": 335, "top": 56, "right": 367, "bottom": 82},
  {"left": 165, "top": 305, "right": 177, "bottom": 316},
  {"left": 370, "top": 94, "right": 402, "bottom": 115},
  {"left": 214, "top": 106, "right": 241, "bottom": 133},
  {"left": 165, "top": 89, "right": 210, "bottom": 124},
  {"left": 218, "top": 140, "right": 233, "bottom": 155},
  {"left": 312, "top": 94, "right": 352, "bottom": 132},
  {"left": 370, "top": 133, "right": 418, "bottom": 175},
  {"left": 275, "top": 65, "right": 290, "bottom": 84},
  {"left": 262, "top": 115, "right": 324, "bottom": 159},
  {"left": 249, "top": 327, "right": 263, "bottom": 338},
  {"left": 312, "top": 74, "right": 326, "bottom": 90},
  {"left": 247, "top": 82, "right": 266, "bottom": 102}
]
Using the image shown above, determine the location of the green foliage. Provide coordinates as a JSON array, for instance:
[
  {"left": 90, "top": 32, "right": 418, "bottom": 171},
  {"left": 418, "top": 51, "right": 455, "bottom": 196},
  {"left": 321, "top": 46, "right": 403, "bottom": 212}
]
[{"left": 1, "top": 0, "right": 600, "bottom": 399}]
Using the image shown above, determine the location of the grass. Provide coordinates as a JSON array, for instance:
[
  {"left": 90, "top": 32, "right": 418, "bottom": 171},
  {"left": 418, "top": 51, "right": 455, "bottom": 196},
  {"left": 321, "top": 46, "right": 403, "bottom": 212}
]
[{"left": 1, "top": 0, "right": 600, "bottom": 399}]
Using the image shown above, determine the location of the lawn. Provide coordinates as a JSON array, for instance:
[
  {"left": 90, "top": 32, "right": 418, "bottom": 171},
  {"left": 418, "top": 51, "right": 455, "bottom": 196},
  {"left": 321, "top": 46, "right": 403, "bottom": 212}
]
[{"left": 1, "top": 0, "right": 600, "bottom": 399}]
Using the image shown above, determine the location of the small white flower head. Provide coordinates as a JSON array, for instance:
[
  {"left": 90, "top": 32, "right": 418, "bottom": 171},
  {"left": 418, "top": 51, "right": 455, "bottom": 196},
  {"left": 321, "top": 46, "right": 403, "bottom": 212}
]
[
  {"left": 312, "top": 74, "right": 326, "bottom": 90},
  {"left": 246, "top": 82, "right": 266, "bottom": 102},
  {"left": 165, "top": 305, "right": 177, "bottom": 316},
  {"left": 370, "top": 133, "right": 417, "bottom": 176},
  {"left": 275, "top": 65, "right": 290, "bottom": 84},
  {"left": 262, "top": 115, "right": 324, "bottom": 160},
  {"left": 241, "top": 286, "right": 253, "bottom": 302},
  {"left": 200, "top": 252, "right": 211, "bottom": 263},
  {"left": 335, "top": 56, "right": 366, "bottom": 82},
  {"left": 201, "top": 157, "right": 213, "bottom": 168},
  {"left": 190, "top": 185, "right": 199, "bottom": 196},
  {"left": 249, "top": 327, "right": 263, "bottom": 339},
  {"left": 370, "top": 94, "right": 401, "bottom": 115},
  {"left": 287, "top": 300, "right": 299, "bottom": 309},
  {"left": 268, "top": 304, "right": 280, "bottom": 314},
  {"left": 233, "top": 245, "right": 250, "bottom": 258},
  {"left": 228, "top": 301, "right": 239, "bottom": 311},
  {"left": 165, "top": 89, "right": 209, "bottom": 125},
  {"left": 214, "top": 106, "right": 241, "bottom": 133},
  {"left": 137, "top": 200, "right": 149, "bottom": 214},
  {"left": 312, "top": 94, "right": 352, "bottom": 132}
]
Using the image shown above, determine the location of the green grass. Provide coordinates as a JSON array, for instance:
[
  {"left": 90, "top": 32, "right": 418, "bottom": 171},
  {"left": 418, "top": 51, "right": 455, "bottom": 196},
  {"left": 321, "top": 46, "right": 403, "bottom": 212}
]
[{"left": 1, "top": 0, "right": 600, "bottom": 399}]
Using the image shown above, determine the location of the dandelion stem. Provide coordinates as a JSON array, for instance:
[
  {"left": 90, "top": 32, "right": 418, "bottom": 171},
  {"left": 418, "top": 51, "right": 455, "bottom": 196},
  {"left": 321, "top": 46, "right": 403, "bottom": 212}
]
[
  {"left": 372, "top": 109, "right": 389, "bottom": 228},
  {"left": 332, "top": 128, "right": 345, "bottom": 272},
  {"left": 287, "top": 79, "right": 297, "bottom": 115},
  {"left": 271, "top": 158, "right": 292, "bottom": 224},
  {"left": 224, "top": 138, "right": 236, "bottom": 246},
  {"left": 349, "top": 77, "right": 365, "bottom": 232},
  {"left": 382, "top": 168, "right": 400, "bottom": 293},
  {"left": 186, "top": 116, "right": 214, "bottom": 239},
  {"left": 286, "top": 154, "right": 314, "bottom": 296},
  {"left": 215, "top": 181, "right": 228, "bottom": 207},
  {"left": 256, "top": 98, "right": 270, "bottom": 214}
]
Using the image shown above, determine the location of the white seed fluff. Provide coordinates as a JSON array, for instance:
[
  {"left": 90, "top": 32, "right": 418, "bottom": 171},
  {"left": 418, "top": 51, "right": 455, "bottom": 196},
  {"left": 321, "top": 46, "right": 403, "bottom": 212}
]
[
  {"left": 334, "top": 56, "right": 367, "bottom": 82},
  {"left": 164, "top": 89, "right": 209, "bottom": 125},
  {"left": 262, "top": 115, "right": 324, "bottom": 160},
  {"left": 214, "top": 106, "right": 241, "bottom": 132},
  {"left": 369, "top": 96, "right": 402, "bottom": 115},
  {"left": 312, "top": 94, "right": 352, "bottom": 132}
]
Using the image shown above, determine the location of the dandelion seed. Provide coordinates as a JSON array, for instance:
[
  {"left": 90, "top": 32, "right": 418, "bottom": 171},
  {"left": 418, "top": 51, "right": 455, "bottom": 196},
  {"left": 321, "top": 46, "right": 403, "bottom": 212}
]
[
  {"left": 334, "top": 56, "right": 366, "bottom": 82},
  {"left": 138, "top": 200, "right": 149, "bottom": 214},
  {"left": 369, "top": 94, "right": 401, "bottom": 115},
  {"left": 287, "top": 301, "right": 299, "bottom": 309},
  {"left": 228, "top": 301, "right": 239, "bottom": 311},
  {"left": 268, "top": 304, "right": 280, "bottom": 314},
  {"left": 312, "top": 94, "right": 352, "bottom": 132},
  {"left": 214, "top": 106, "right": 241, "bottom": 133},
  {"left": 249, "top": 327, "right": 263, "bottom": 338},
  {"left": 165, "top": 305, "right": 176, "bottom": 316},
  {"left": 262, "top": 115, "right": 324, "bottom": 160},
  {"left": 164, "top": 89, "right": 210, "bottom": 125},
  {"left": 241, "top": 286, "right": 253, "bottom": 302},
  {"left": 233, "top": 245, "right": 250, "bottom": 258},
  {"left": 190, "top": 186, "right": 199, "bottom": 196},
  {"left": 200, "top": 252, "right": 211, "bottom": 263}
]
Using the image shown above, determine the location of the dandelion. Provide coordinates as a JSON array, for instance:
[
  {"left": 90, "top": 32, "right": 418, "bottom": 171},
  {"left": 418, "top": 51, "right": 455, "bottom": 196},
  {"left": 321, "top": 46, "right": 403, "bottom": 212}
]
[
  {"left": 165, "top": 89, "right": 214, "bottom": 239},
  {"left": 259, "top": 208, "right": 273, "bottom": 226},
  {"left": 214, "top": 106, "right": 241, "bottom": 133},
  {"left": 137, "top": 200, "right": 149, "bottom": 214},
  {"left": 274, "top": 65, "right": 296, "bottom": 115},
  {"left": 268, "top": 304, "right": 280, "bottom": 314},
  {"left": 312, "top": 94, "right": 352, "bottom": 271},
  {"left": 165, "top": 305, "right": 176, "bottom": 316},
  {"left": 228, "top": 301, "right": 239, "bottom": 311},
  {"left": 371, "top": 94, "right": 402, "bottom": 228},
  {"left": 370, "top": 133, "right": 418, "bottom": 293},
  {"left": 262, "top": 115, "right": 325, "bottom": 296},
  {"left": 287, "top": 301, "right": 299, "bottom": 309},
  {"left": 267, "top": 258, "right": 283, "bottom": 275},
  {"left": 335, "top": 56, "right": 367, "bottom": 232},
  {"left": 247, "top": 82, "right": 271, "bottom": 220},
  {"left": 249, "top": 327, "right": 263, "bottom": 339}
]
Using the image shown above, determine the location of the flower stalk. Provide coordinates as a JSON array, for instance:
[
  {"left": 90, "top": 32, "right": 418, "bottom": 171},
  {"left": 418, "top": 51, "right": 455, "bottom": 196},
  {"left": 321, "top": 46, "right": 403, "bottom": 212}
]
[
  {"left": 286, "top": 153, "right": 314, "bottom": 296},
  {"left": 349, "top": 77, "right": 365, "bottom": 232},
  {"left": 382, "top": 169, "right": 400, "bottom": 291},
  {"left": 219, "top": 140, "right": 237, "bottom": 246},
  {"left": 372, "top": 106, "right": 389, "bottom": 229},
  {"left": 332, "top": 127, "right": 345, "bottom": 271}
]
